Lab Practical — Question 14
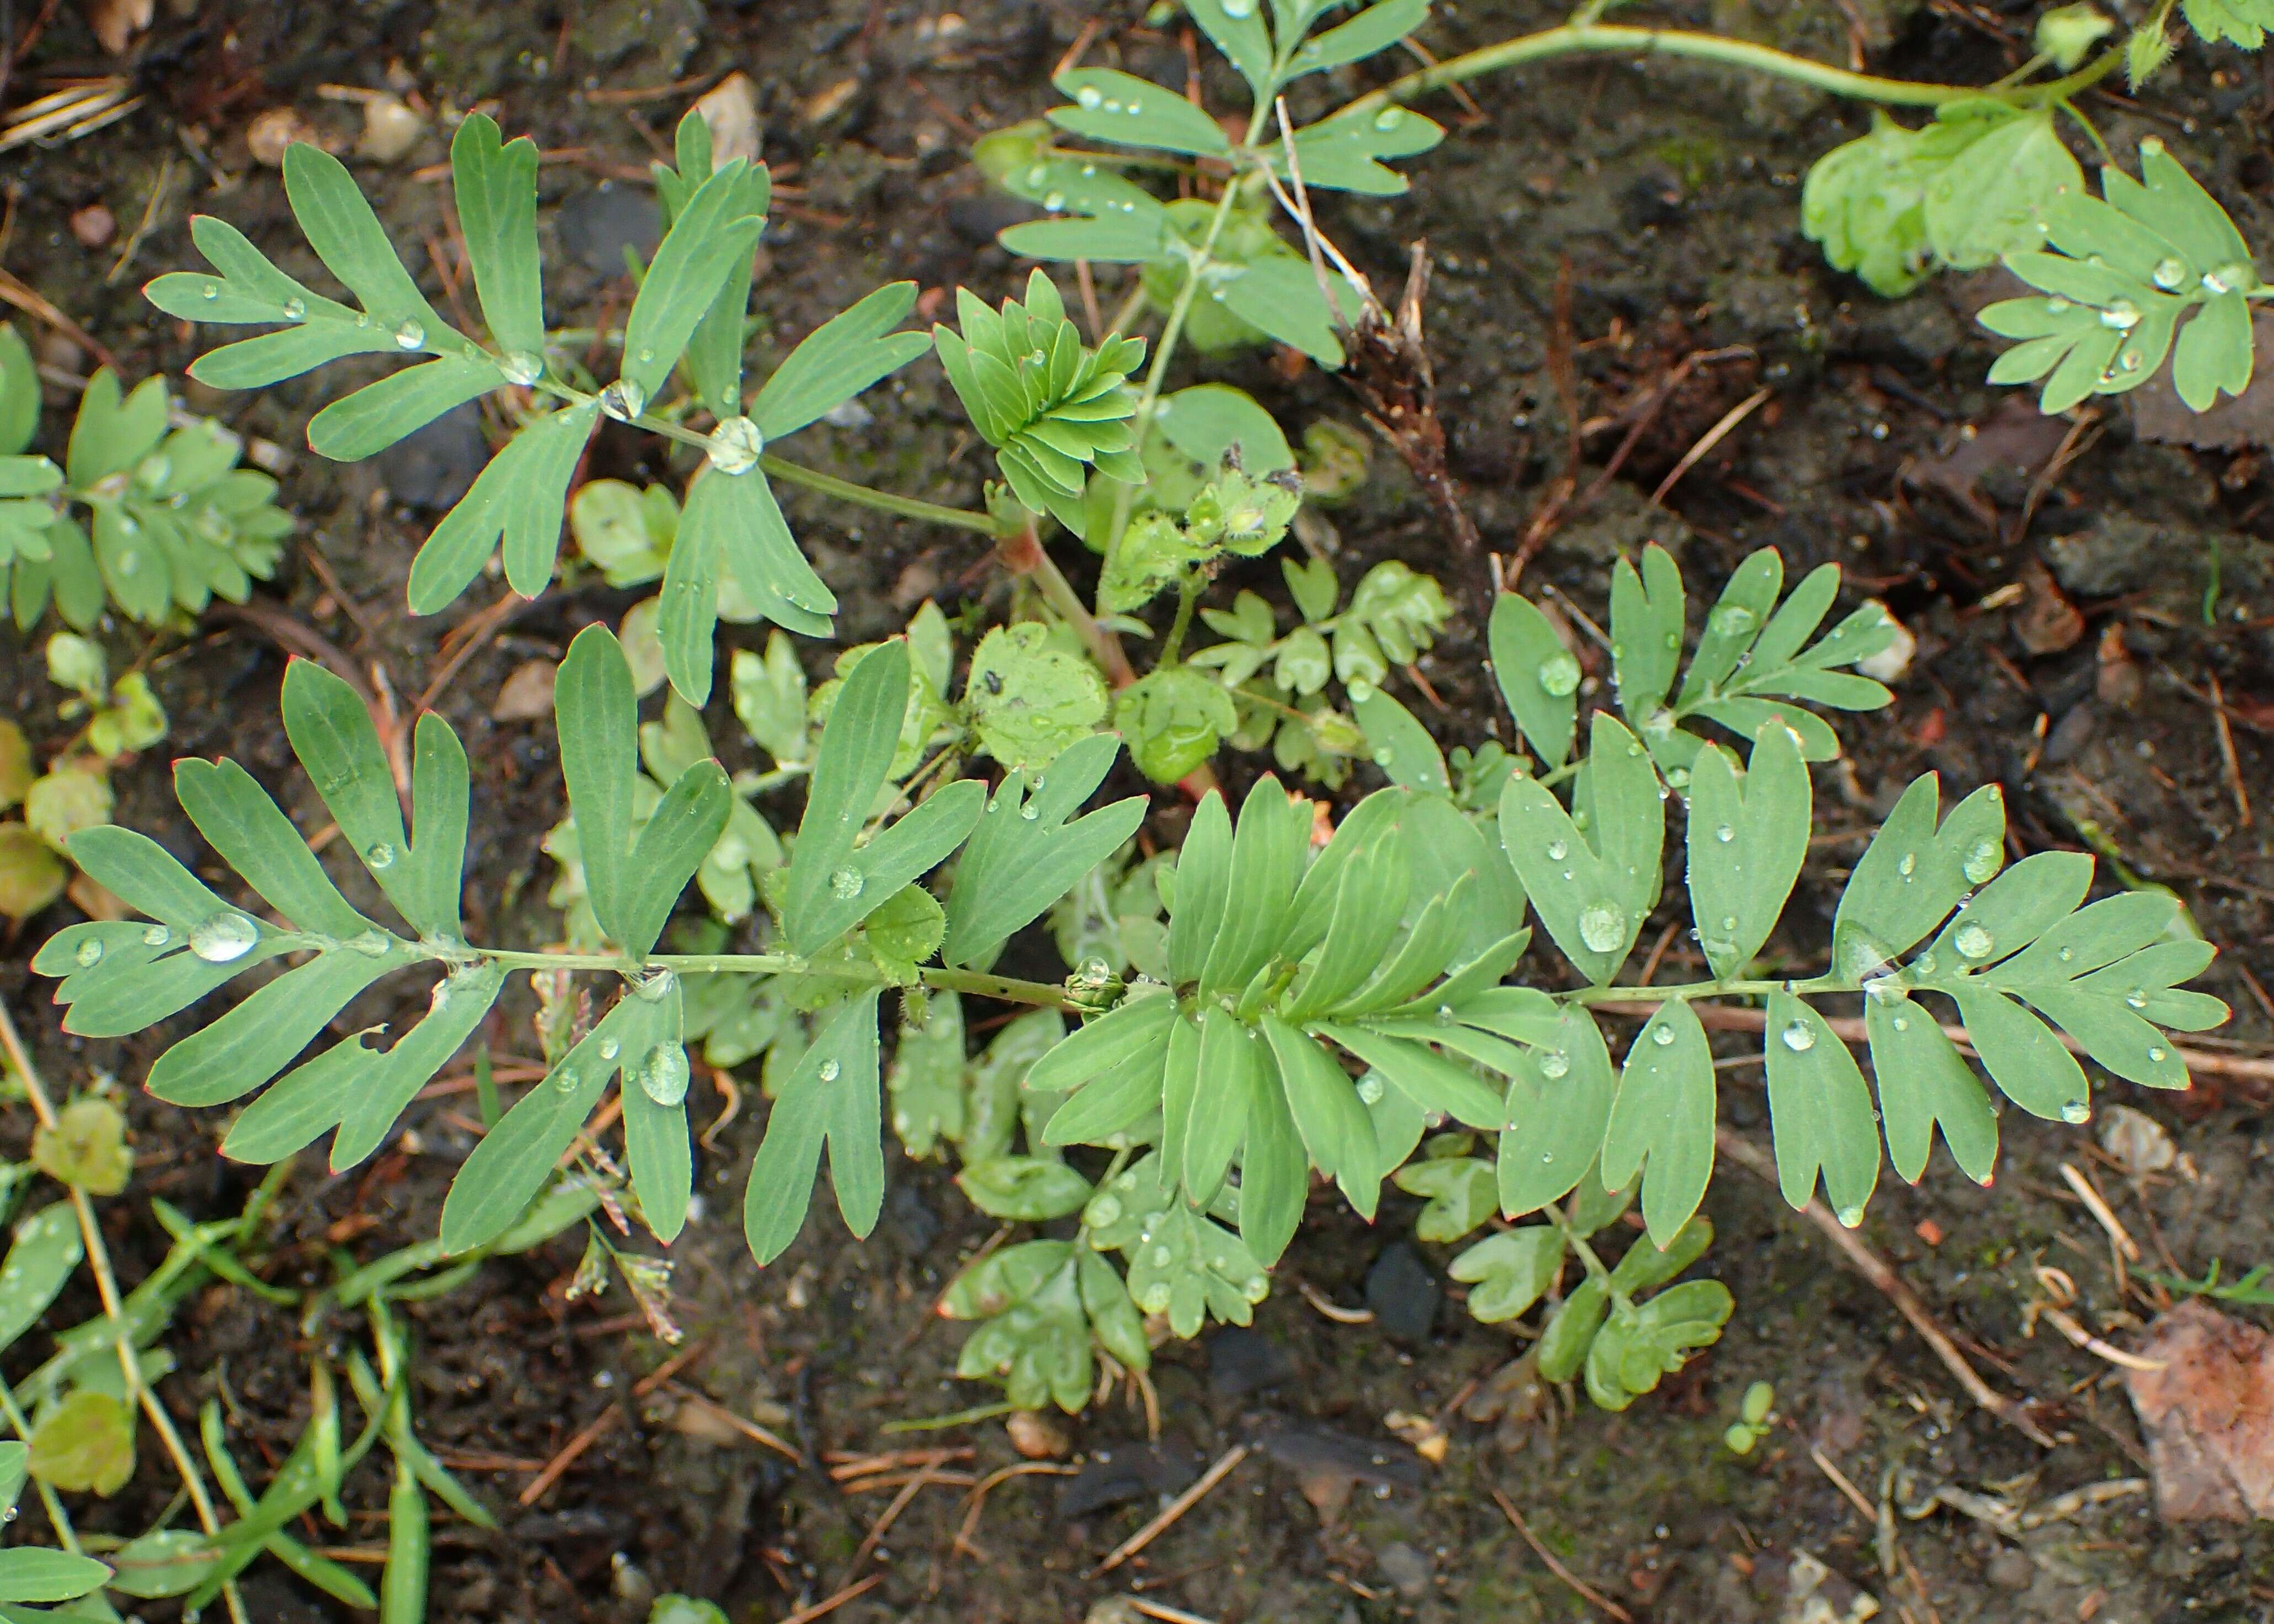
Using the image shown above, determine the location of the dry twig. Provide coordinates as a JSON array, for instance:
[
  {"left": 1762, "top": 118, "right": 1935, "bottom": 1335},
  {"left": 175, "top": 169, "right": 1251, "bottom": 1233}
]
[
  {"left": 1091, "top": 1443, "right": 1249, "bottom": 1577},
  {"left": 1490, "top": 1489, "right": 1634, "bottom": 1622},
  {"left": 1717, "top": 1129, "right": 2056, "bottom": 1447}
]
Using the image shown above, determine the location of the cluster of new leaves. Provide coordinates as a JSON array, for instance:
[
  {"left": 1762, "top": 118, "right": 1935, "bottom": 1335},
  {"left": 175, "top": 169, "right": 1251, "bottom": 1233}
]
[
  {"left": 972, "top": 0, "right": 1442, "bottom": 366},
  {"left": 0, "top": 328, "right": 290, "bottom": 632},
  {"left": 1186, "top": 556, "right": 1450, "bottom": 788},
  {"left": 1030, "top": 779, "right": 1532, "bottom": 1276},
  {"left": 1430, "top": 1171, "right": 1730, "bottom": 1411},
  {"left": 934, "top": 271, "right": 1145, "bottom": 539},
  {"left": 0, "top": 638, "right": 170, "bottom": 925},
  {"left": 1802, "top": 103, "right": 2080, "bottom": 297},
  {"left": 1981, "top": 139, "right": 2265, "bottom": 414},
  {"left": 145, "top": 113, "right": 932, "bottom": 705},
  {"left": 1491, "top": 542, "right": 1901, "bottom": 780}
]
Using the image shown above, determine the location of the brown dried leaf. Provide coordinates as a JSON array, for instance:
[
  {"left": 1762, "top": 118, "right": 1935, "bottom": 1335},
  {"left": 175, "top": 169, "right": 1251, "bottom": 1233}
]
[
  {"left": 2124, "top": 1300, "right": 2274, "bottom": 1521},
  {"left": 491, "top": 659, "right": 558, "bottom": 722}
]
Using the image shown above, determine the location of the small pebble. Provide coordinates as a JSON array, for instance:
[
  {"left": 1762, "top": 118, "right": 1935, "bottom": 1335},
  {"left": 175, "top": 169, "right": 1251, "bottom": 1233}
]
[{"left": 68, "top": 205, "right": 115, "bottom": 248}]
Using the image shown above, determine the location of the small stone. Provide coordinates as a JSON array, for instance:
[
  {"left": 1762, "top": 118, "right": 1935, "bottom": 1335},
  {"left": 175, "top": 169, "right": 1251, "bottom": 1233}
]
[
  {"left": 246, "top": 106, "right": 324, "bottom": 168},
  {"left": 68, "top": 205, "right": 115, "bottom": 249},
  {"left": 1375, "top": 1541, "right": 1432, "bottom": 1599},
  {"left": 356, "top": 94, "right": 427, "bottom": 163},
  {"left": 1365, "top": 1243, "right": 1438, "bottom": 1341},
  {"left": 1005, "top": 1410, "right": 1070, "bottom": 1459}
]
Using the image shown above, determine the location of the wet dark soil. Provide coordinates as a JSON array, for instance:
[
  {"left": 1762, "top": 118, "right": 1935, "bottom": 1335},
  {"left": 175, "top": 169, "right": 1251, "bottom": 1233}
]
[{"left": 4, "top": 2, "right": 2274, "bottom": 1621}]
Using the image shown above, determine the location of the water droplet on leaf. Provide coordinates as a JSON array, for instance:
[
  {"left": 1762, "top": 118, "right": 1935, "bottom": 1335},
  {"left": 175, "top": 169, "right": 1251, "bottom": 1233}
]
[
  {"left": 638, "top": 1044, "right": 691, "bottom": 1107},
  {"left": 818, "top": 1058, "right": 842, "bottom": 1083},
  {"left": 393, "top": 320, "right": 425, "bottom": 350},
  {"left": 1779, "top": 1019, "right": 1816, "bottom": 1052},
  {"left": 1536, "top": 653, "right": 1580, "bottom": 697},
  {"left": 1953, "top": 923, "right": 1994, "bottom": 960},
  {"left": 1962, "top": 840, "right": 2001, "bottom": 885},
  {"left": 829, "top": 866, "right": 865, "bottom": 900},
  {"left": 73, "top": 939, "right": 103, "bottom": 967},
  {"left": 599, "top": 379, "right": 648, "bottom": 422},
  {"left": 1577, "top": 901, "right": 1627, "bottom": 954},
  {"left": 705, "top": 415, "right": 765, "bottom": 475},
  {"left": 188, "top": 912, "right": 259, "bottom": 964}
]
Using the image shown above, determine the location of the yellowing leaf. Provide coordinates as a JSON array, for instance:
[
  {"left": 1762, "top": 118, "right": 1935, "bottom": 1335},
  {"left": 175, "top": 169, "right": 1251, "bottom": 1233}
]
[
  {"left": 29, "top": 1390, "right": 134, "bottom": 1496},
  {"left": 33, "top": 1098, "right": 133, "bottom": 1195},
  {"left": 965, "top": 622, "right": 1106, "bottom": 771}
]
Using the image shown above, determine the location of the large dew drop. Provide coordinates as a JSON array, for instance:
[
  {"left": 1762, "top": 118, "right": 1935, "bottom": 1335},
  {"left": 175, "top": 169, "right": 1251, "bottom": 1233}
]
[
  {"left": 706, "top": 415, "right": 765, "bottom": 475},
  {"left": 828, "top": 866, "right": 865, "bottom": 900},
  {"left": 73, "top": 938, "right": 104, "bottom": 967},
  {"left": 1087, "top": 1194, "right": 1123, "bottom": 1228},
  {"left": 598, "top": 379, "right": 648, "bottom": 422},
  {"left": 2060, "top": 1100, "right": 2091, "bottom": 1124},
  {"left": 188, "top": 912, "right": 259, "bottom": 964},
  {"left": 1576, "top": 901, "right": 1627, "bottom": 954},
  {"left": 1779, "top": 1019, "right": 1816, "bottom": 1053},
  {"left": 1537, "top": 1050, "right": 1571, "bottom": 1080},
  {"left": 818, "top": 1058, "right": 842, "bottom": 1083},
  {"left": 1961, "top": 840, "right": 2002, "bottom": 885},
  {"left": 1953, "top": 923, "right": 1995, "bottom": 960},
  {"left": 1536, "top": 653, "right": 1581, "bottom": 697},
  {"left": 638, "top": 1044, "right": 691, "bottom": 1107}
]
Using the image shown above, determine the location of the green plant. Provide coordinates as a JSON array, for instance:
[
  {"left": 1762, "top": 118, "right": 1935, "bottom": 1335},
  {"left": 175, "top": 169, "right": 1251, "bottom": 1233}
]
[
  {"left": 0, "top": 1005, "right": 596, "bottom": 1622},
  {"left": 0, "top": 636, "right": 170, "bottom": 924},
  {"left": 73, "top": 0, "right": 2251, "bottom": 1435},
  {"left": 0, "top": 326, "right": 292, "bottom": 632},
  {"left": 37, "top": 542, "right": 2227, "bottom": 1421},
  {"left": 1722, "top": 1379, "right": 1776, "bottom": 1454}
]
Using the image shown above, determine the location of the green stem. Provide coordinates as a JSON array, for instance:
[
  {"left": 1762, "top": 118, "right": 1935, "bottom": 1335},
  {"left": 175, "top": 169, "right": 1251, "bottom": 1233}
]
[
  {"left": 531, "top": 375, "right": 1001, "bottom": 536},
  {"left": 469, "top": 947, "right": 1074, "bottom": 1010},
  {"left": 1101, "top": 177, "right": 1254, "bottom": 583},
  {"left": 1357, "top": 20, "right": 2128, "bottom": 114},
  {"left": 758, "top": 452, "right": 1003, "bottom": 536},
  {"left": 1559, "top": 974, "right": 1842, "bottom": 1007}
]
